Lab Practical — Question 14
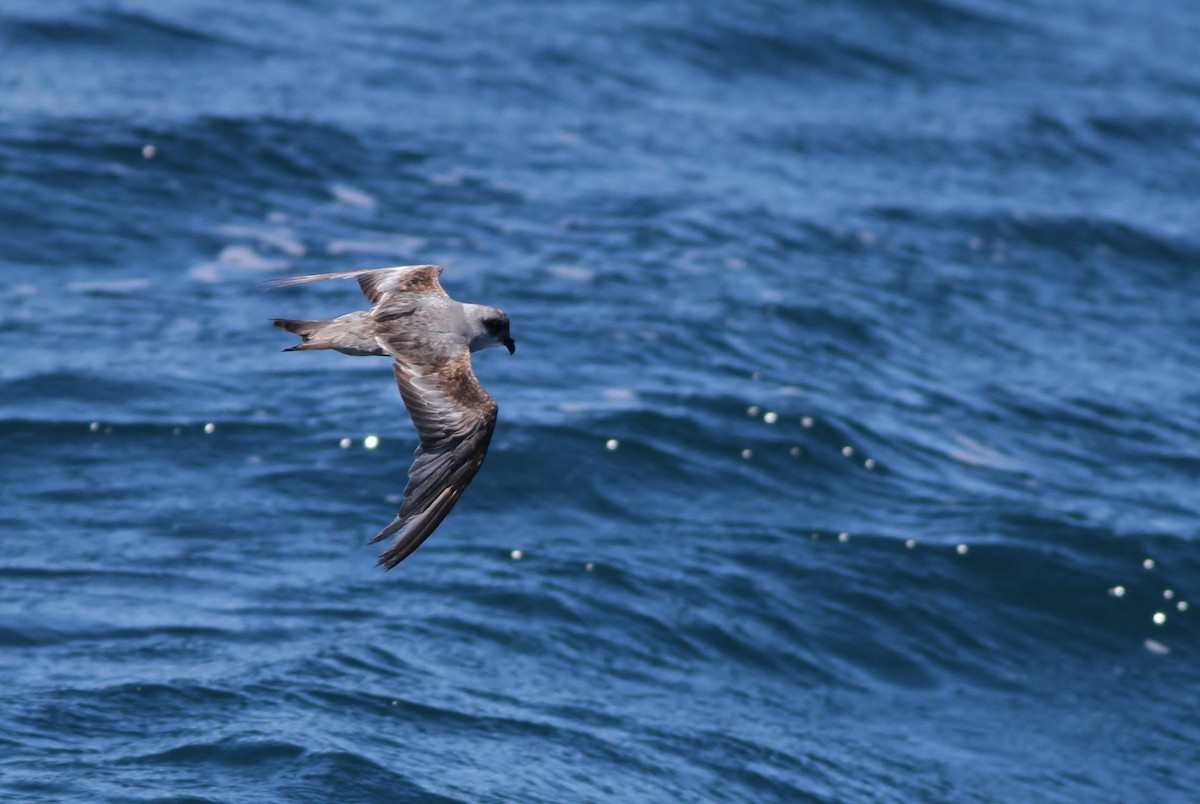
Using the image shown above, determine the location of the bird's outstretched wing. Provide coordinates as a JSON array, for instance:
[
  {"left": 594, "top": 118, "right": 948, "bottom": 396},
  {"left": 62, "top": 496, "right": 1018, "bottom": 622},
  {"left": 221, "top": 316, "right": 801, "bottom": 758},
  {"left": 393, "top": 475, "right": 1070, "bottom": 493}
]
[
  {"left": 370, "top": 351, "right": 498, "bottom": 568},
  {"left": 268, "top": 265, "right": 448, "bottom": 304}
]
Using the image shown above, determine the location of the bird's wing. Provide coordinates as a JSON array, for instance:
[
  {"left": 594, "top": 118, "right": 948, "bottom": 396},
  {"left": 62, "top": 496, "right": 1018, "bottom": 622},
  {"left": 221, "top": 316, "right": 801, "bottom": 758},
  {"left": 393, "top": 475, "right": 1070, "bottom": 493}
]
[
  {"left": 268, "top": 265, "right": 448, "bottom": 304},
  {"left": 370, "top": 351, "right": 498, "bottom": 568}
]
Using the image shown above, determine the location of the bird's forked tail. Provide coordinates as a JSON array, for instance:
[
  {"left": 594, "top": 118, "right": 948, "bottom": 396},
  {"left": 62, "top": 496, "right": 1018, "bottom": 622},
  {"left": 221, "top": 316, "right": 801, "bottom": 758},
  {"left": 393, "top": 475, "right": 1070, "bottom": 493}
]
[
  {"left": 273, "top": 319, "right": 329, "bottom": 351},
  {"left": 272, "top": 312, "right": 387, "bottom": 356}
]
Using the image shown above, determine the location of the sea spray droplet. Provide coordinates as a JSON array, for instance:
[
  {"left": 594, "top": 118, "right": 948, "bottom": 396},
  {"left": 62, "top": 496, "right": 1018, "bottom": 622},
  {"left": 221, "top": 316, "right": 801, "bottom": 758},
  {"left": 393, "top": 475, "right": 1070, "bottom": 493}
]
[
  {"left": 203, "top": 423, "right": 216, "bottom": 434},
  {"left": 605, "top": 439, "right": 619, "bottom": 451},
  {"left": 363, "top": 435, "right": 380, "bottom": 449},
  {"left": 339, "top": 438, "right": 352, "bottom": 449}
]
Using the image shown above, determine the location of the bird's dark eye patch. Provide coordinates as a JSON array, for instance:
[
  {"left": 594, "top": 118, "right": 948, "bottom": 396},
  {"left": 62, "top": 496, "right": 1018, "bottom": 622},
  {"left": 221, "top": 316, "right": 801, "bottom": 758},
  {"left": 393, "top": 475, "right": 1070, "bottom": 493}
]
[{"left": 482, "top": 316, "right": 506, "bottom": 334}]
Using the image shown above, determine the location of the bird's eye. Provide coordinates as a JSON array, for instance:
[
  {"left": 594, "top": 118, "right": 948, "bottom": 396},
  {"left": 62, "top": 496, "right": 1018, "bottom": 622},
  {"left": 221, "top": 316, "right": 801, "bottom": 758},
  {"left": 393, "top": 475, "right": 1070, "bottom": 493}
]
[{"left": 483, "top": 317, "right": 505, "bottom": 334}]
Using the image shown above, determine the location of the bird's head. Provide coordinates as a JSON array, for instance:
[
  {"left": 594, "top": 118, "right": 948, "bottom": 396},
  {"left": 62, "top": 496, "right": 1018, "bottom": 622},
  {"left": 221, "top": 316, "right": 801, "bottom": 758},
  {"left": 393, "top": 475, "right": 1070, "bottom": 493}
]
[{"left": 471, "top": 307, "right": 516, "bottom": 355}]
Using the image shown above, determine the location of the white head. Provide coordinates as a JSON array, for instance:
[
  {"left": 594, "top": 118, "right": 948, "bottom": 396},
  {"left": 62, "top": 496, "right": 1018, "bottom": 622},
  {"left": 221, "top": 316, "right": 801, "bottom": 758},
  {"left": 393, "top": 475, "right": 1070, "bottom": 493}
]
[{"left": 465, "top": 305, "right": 516, "bottom": 354}]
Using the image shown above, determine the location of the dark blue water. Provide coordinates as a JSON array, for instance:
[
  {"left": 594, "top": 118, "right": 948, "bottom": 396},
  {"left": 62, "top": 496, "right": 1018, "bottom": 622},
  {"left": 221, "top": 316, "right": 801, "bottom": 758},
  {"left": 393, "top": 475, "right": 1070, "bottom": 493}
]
[{"left": 3, "top": 0, "right": 1200, "bottom": 800}]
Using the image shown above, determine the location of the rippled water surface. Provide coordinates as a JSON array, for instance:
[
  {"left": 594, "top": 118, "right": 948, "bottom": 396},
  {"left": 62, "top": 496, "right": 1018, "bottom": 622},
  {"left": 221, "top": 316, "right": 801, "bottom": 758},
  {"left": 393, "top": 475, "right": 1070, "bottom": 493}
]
[{"left": 3, "top": 0, "right": 1200, "bottom": 801}]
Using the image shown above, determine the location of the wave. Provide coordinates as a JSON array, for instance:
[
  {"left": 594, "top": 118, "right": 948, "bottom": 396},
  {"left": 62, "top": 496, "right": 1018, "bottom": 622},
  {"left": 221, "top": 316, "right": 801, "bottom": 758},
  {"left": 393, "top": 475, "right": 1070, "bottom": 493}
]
[{"left": 1, "top": 8, "right": 238, "bottom": 54}]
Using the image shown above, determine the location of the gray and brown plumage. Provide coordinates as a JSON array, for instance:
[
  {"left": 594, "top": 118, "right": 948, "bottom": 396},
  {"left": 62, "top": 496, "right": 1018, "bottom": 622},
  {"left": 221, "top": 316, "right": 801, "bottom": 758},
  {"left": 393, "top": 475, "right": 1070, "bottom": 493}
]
[{"left": 271, "top": 265, "right": 515, "bottom": 569}]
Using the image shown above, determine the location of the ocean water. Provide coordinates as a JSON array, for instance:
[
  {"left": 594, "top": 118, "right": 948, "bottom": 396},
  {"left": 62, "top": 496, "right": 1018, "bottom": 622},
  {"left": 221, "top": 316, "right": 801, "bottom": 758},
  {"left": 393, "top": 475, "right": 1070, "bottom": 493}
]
[{"left": 2, "top": 0, "right": 1199, "bottom": 800}]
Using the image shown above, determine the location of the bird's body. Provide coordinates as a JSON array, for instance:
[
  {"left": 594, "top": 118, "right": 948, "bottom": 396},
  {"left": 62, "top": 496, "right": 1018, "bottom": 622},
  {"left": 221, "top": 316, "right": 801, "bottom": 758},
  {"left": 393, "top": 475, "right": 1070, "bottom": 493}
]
[{"left": 272, "top": 264, "right": 514, "bottom": 569}]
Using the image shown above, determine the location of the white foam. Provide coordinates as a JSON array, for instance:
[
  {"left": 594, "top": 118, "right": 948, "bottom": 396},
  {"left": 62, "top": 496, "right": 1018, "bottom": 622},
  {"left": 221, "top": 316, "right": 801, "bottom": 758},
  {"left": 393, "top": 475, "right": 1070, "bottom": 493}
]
[
  {"left": 330, "top": 183, "right": 377, "bottom": 208},
  {"left": 327, "top": 235, "right": 425, "bottom": 257},
  {"left": 217, "top": 245, "right": 288, "bottom": 272},
  {"left": 67, "top": 278, "right": 152, "bottom": 293},
  {"left": 548, "top": 265, "right": 595, "bottom": 281},
  {"left": 188, "top": 263, "right": 223, "bottom": 283},
  {"left": 218, "top": 224, "right": 307, "bottom": 256}
]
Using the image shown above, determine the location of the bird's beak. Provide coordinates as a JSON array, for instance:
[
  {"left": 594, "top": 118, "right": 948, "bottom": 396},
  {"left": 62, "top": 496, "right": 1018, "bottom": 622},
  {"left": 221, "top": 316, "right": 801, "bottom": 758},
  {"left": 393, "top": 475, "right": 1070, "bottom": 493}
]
[{"left": 504, "top": 337, "right": 516, "bottom": 355}]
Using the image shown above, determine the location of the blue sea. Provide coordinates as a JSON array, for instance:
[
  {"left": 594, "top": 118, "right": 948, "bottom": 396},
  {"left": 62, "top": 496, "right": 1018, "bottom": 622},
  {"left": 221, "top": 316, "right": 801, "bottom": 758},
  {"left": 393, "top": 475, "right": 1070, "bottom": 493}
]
[{"left": 3, "top": 0, "right": 1199, "bottom": 800}]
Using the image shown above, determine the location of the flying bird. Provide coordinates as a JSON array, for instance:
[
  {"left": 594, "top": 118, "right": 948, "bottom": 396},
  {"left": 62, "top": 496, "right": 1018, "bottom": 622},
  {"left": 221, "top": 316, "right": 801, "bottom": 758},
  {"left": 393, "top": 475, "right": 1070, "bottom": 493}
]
[{"left": 271, "top": 264, "right": 515, "bottom": 569}]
